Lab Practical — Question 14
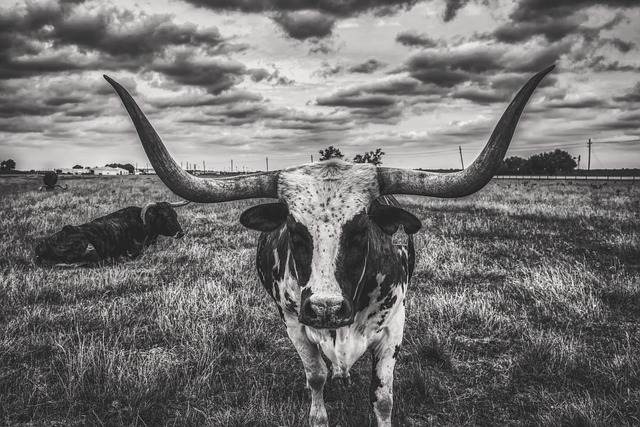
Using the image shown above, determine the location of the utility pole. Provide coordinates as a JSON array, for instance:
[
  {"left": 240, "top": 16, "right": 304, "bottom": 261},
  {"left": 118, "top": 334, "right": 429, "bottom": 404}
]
[
  {"left": 459, "top": 146, "right": 464, "bottom": 170},
  {"left": 587, "top": 138, "right": 592, "bottom": 172},
  {"left": 311, "top": 155, "right": 314, "bottom": 163},
  {"left": 266, "top": 157, "right": 269, "bottom": 172},
  {"left": 203, "top": 161, "right": 206, "bottom": 172},
  {"left": 230, "top": 159, "right": 233, "bottom": 173}
]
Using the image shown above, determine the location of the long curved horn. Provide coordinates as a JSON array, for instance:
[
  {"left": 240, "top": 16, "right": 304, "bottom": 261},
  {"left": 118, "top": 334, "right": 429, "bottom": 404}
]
[
  {"left": 104, "top": 75, "right": 279, "bottom": 203},
  {"left": 377, "top": 65, "right": 554, "bottom": 198},
  {"left": 140, "top": 202, "right": 156, "bottom": 225},
  {"left": 54, "top": 184, "right": 68, "bottom": 190},
  {"left": 168, "top": 200, "right": 191, "bottom": 208}
]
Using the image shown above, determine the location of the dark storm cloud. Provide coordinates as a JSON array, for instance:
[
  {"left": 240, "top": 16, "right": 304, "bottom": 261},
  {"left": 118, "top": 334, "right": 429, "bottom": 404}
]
[
  {"left": 546, "top": 96, "right": 608, "bottom": 109},
  {"left": 395, "top": 31, "right": 438, "bottom": 48},
  {"left": 248, "top": 68, "right": 271, "bottom": 82},
  {"left": 178, "top": 0, "right": 480, "bottom": 40},
  {"left": 585, "top": 56, "right": 639, "bottom": 72},
  {"left": 179, "top": 101, "right": 357, "bottom": 133},
  {"left": 311, "top": 75, "right": 447, "bottom": 123},
  {"left": 149, "top": 90, "right": 264, "bottom": 109},
  {"left": 316, "top": 93, "right": 396, "bottom": 108},
  {"left": 248, "top": 67, "right": 295, "bottom": 85},
  {"left": 613, "top": 82, "right": 640, "bottom": 104},
  {"left": 0, "top": 118, "right": 47, "bottom": 133},
  {"left": 443, "top": 0, "right": 472, "bottom": 22},
  {"left": 508, "top": 41, "right": 571, "bottom": 72},
  {"left": 179, "top": 0, "right": 421, "bottom": 18},
  {"left": 609, "top": 38, "right": 635, "bottom": 53},
  {"left": 348, "top": 59, "right": 387, "bottom": 74},
  {"left": 509, "top": 0, "right": 639, "bottom": 22},
  {"left": 493, "top": 15, "right": 582, "bottom": 44},
  {"left": 0, "top": 1, "right": 228, "bottom": 78},
  {"left": 452, "top": 87, "right": 508, "bottom": 104},
  {"left": 152, "top": 53, "right": 246, "bottom": 94},
  {"left": 401, "top": 47, "right": 505, "bottom": 87},
  {"left": 44, "top": 96, "right": 85, "bottom": 107},
  {"left": 272, "top": 11, "right": 335, "bottom": 40},
  {"left": 591, "top": 111, "right": 640, "bottom": 131},
  {"left": 0, "top": 77, "right": 121, "bottom": 119},
  {"left": 492, "top": 0, "right": 639, "bottom": 45}
]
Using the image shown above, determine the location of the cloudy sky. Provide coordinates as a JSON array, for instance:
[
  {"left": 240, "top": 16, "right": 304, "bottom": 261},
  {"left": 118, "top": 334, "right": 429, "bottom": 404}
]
[{"left": 1, "top": 0, "right": 639, "bottom": 172}]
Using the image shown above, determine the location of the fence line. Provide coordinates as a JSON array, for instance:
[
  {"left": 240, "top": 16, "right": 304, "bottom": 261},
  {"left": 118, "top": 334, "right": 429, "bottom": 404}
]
[{"left": 493, "top": 175, "right": 638, "bottom": 182}]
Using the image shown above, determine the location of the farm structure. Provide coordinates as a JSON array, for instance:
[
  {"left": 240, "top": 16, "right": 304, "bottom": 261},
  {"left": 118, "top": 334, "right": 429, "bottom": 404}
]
[{"left": 91, "top": 167, "right": 129, "bottom": 176}]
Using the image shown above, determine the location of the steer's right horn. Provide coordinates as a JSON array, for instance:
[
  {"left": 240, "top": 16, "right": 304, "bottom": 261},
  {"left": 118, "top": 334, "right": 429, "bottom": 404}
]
[{"left": 104, "top": 76, "right": 279, "bottom": 203}]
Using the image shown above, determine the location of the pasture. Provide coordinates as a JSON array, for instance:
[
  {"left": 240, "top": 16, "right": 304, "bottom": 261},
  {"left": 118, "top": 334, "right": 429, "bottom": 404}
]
[{"left": 1, "top": 174, "right": 639, "bottom": 426}]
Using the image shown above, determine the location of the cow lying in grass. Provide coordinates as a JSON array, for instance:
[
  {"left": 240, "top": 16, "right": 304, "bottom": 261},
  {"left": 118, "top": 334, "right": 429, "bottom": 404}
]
[{"left": 35, "top": 201, "right": 189, "bottom": 267}]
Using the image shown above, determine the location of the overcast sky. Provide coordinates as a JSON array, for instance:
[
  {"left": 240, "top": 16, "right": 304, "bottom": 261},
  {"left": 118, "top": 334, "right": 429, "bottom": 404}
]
[{"left": 1, "top": 0, "right": 639, "bottom": 172}]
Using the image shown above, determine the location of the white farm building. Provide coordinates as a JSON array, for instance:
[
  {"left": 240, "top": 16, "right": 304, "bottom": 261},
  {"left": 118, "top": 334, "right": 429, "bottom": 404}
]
[
  {"left": 59, "top": 168, "right": 90, "bottom": 175},
  {"left": 91, "top": 167, "right": 129, "bottom": 175}
]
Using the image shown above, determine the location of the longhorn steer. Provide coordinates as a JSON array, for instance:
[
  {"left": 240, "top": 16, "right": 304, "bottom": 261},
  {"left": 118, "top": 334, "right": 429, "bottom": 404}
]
[
  {"left": 35, "top": 201, "right": 189, "bottom": 266},
  {"left": 104, "top": 64, "right": 554, "bottom": 426}
]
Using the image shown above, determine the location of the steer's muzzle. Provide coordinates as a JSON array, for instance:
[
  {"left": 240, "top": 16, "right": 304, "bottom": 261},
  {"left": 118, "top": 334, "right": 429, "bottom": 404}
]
[{"left": 299, "top": 294, "right": 354, "bottom": 329}]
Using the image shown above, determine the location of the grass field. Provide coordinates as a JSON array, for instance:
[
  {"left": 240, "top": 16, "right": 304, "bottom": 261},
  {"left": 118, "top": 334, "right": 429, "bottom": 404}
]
[{"left": 1, "top": 174, "right": 639, "bottom": 426}]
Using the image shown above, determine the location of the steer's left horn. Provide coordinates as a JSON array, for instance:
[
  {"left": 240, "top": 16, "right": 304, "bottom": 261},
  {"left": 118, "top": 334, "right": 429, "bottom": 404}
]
[
  {"left": 168, "top": 200, "right": 191, "bottom": 208},
  {"left": 104, "top": 75, "right": 279, "bottom": 203},
  {"left": 377, "top": 65, "right": 554, "bottom": 198}
]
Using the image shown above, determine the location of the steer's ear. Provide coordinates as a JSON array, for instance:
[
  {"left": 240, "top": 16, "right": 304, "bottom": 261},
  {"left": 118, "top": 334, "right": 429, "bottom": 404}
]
[
  {"left": 240, "top": 202, "right": 289, "bottom": 232},
  {"left": 368, "top": 199, "right": 422, "bottom": 236}
]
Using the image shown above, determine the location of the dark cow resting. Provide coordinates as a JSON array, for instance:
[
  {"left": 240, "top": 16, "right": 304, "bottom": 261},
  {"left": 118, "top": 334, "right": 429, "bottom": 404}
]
[{"left": 35, "top": 202, "right": 188, "bottom": 266}]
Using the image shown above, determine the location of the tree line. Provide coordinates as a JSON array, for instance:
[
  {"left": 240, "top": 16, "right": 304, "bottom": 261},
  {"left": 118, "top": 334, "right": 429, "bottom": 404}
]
[{"left": 499, "top": 149, "right": 578, "bottom": 175}]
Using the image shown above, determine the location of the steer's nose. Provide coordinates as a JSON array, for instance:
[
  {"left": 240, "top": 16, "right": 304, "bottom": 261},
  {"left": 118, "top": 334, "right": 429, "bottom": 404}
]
[{"left": 299, "top": 294, "right": 354, "bottom": 329}]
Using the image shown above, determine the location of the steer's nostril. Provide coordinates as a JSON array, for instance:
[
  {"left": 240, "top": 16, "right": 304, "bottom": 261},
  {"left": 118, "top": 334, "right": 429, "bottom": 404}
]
[{"left": 336, "top": 300, "right": 351, "bottom": 320}]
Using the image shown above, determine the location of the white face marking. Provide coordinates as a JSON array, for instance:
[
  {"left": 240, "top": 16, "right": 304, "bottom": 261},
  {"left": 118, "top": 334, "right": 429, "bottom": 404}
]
[{"left": 278, "top": 160, "right": 380, "bottom": 297}]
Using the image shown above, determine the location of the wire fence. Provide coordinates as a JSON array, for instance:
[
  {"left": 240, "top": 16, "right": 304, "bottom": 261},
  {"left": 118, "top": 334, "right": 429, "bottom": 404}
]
[{"left": 493, "top": 175, "right": 638, "bottom": 182}]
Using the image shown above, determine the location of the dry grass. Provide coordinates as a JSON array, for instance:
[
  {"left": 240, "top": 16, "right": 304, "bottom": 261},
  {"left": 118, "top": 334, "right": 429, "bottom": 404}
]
[{"left": 1, "top": 174, "right": 639, "bottom": 426}]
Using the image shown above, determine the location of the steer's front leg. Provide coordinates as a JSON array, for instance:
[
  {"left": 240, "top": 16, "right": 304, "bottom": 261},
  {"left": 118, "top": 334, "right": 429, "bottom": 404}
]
[
  {"left": 287, "top": 324, "right": 329, "bottom": 427},
  {"left": 370, "top": 305, "right": 405, "bottom": 427}
]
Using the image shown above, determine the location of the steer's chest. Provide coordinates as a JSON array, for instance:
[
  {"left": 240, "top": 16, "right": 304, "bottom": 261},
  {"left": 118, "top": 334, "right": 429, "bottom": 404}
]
[{"left": 275, "top": 269, "right": 407, "bottom": 374}]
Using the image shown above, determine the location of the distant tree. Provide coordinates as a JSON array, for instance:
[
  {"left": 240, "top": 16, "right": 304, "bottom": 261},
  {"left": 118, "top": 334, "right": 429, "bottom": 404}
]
[
  {"left": 499, "top": 156, "right": 527, "bottom": 174},
  {"left": 545, "top": 149, "right": 577, "bottom": 174},
  {"left": 319, "top": 146, "right": 344, "bottom": 161},
  {"left": 1, "top": 159, "right": 16, "bottom": 171},
  {"left": 353, "top": 148, "right": 385, "bottom": 166},
  {"left": 524, "top": 149, "right": 577, "bottom": 175},
  {"left": 73, "top": 164, "right": 83, "bottom": 169}
]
